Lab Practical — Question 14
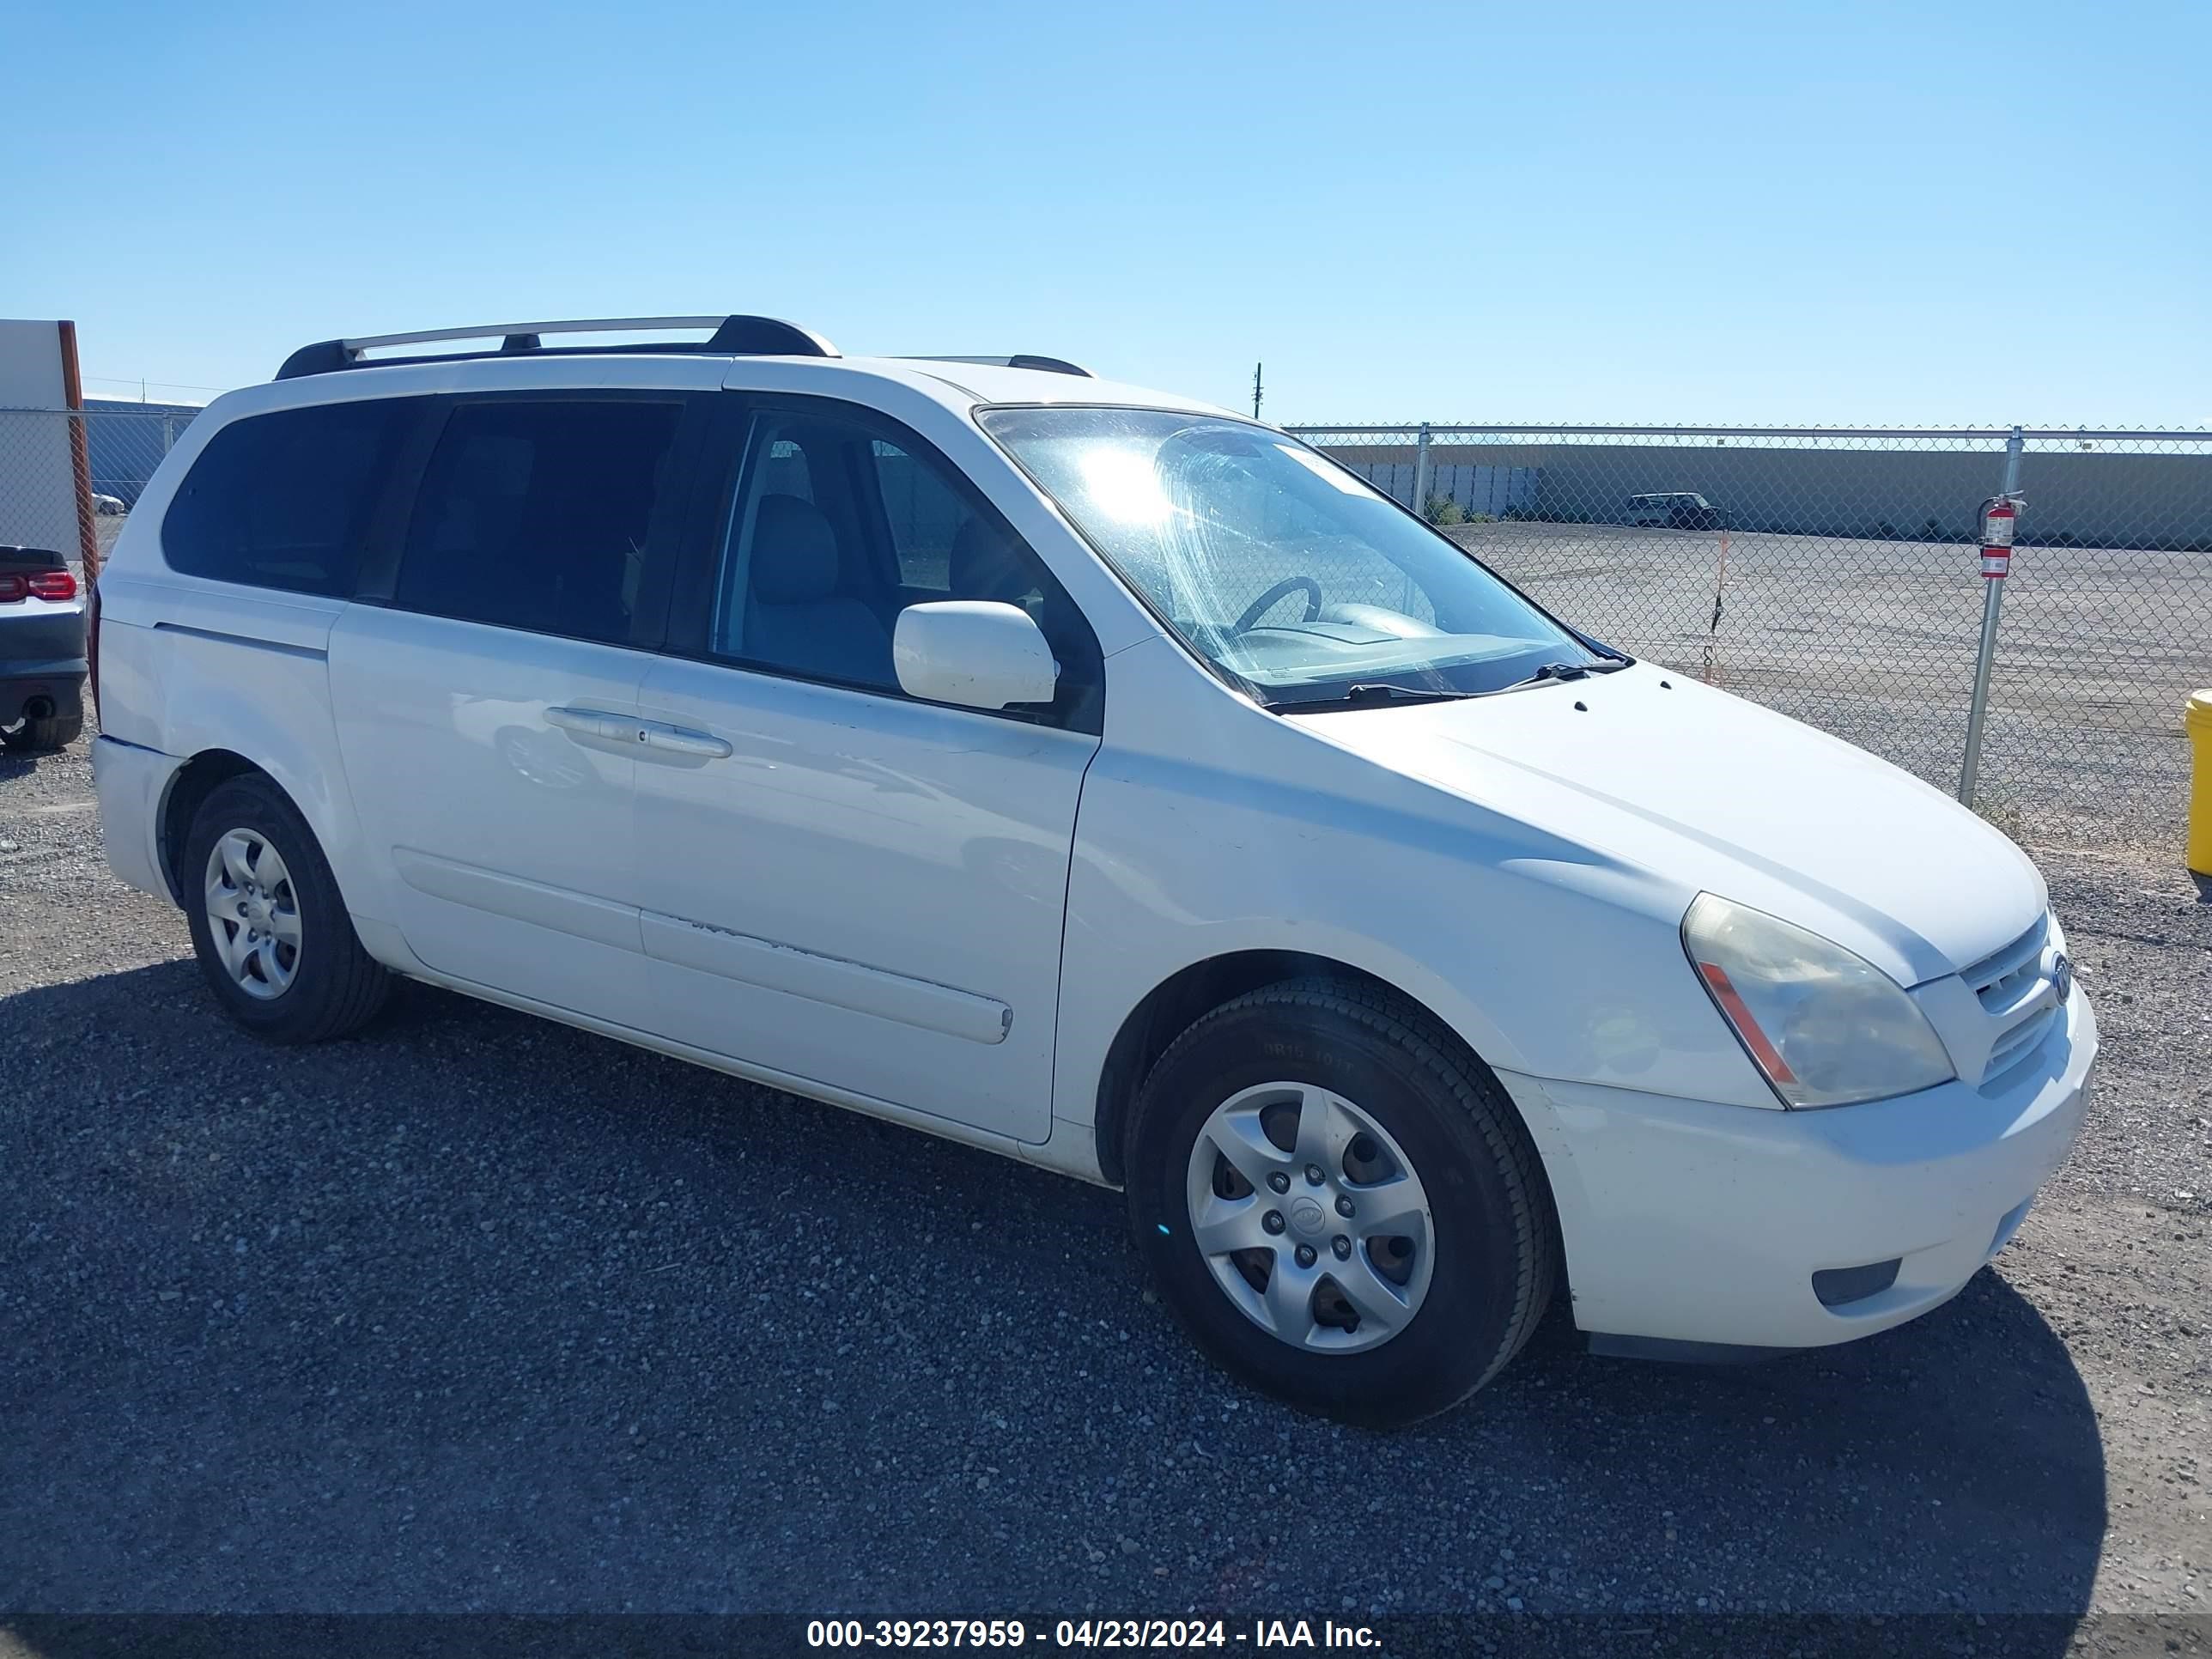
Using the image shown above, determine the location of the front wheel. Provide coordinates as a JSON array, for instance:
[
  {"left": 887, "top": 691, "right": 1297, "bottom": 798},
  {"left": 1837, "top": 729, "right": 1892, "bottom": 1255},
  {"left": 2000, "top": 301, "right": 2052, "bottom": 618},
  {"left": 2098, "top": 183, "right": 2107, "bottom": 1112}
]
[{"left": 1126, "top": 979, "right": 1557, "bottom": 1427}]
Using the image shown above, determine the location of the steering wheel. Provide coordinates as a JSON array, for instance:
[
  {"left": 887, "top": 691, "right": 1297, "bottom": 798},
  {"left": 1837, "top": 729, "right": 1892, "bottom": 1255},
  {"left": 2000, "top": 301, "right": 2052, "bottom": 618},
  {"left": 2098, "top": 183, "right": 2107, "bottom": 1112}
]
[{"left": 1235, "top": 575, "right": 1325, "bottom": 634}]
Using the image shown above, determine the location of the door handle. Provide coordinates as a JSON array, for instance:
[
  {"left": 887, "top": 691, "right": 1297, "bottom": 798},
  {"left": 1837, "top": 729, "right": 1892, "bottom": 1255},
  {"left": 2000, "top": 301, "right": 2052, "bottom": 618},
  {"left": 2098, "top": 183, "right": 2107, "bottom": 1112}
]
[
  {"left": 639, "top": 721, "right": 733, "bottom": 760},
  {"left": 545, "top": 705, "right": 624, "bottom": 741}
]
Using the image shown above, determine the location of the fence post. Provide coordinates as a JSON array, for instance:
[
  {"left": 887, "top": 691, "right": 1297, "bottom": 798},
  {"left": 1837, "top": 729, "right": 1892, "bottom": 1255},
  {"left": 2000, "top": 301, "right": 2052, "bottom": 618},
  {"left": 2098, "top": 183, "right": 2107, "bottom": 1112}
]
[
  {"left": 1412, "top": 422, "right": 1433, "bottom": 517},
  {"left": 1958, "top": 425, "right": 2025, "bottom": 808}
]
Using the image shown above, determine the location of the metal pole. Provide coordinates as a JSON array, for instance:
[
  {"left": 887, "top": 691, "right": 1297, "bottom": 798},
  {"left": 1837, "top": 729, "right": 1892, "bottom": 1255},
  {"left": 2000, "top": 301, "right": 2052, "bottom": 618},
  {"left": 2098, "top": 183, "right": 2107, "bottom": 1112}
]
[
  {"left": 1412, "top": 422, "right": 1433, "bottom": 517},
  {"left": 1251, "top": 362, "right": 1263, "bottom": 422},
  {"left": 1959, "top": 426, "right": 2024, "bottom": 806}
]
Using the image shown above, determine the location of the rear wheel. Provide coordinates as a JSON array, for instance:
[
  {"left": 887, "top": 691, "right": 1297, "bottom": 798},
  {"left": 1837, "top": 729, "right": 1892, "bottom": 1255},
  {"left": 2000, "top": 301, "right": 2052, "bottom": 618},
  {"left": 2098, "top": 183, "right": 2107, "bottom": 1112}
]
[
  {"left": 1126, "top": 979, "right": 1556, "bottom": 1427},
  {"left": 182, "top": 774, "right": 392, "bottom": 1042},
  {"left": 2, "top": 711, "right": 82, "bottom": 752}
]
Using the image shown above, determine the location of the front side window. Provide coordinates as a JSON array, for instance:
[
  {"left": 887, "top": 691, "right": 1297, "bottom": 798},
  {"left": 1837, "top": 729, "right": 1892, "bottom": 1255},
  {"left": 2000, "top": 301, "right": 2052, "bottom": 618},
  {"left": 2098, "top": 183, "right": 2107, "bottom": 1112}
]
[
  {"left": 393, "top": 398, "right": 684, "bottom": 646},
  {"left": 712, "top": 411, "right": 901, "bottom": 690},
  {"left": 980, "top": 407, "right": 1602, "bottom": 705},
  {"left": 872, "top": 438, "right": 969, "bottom": 591},
  {"left": 709, "top": 407, "right": 1100, "bottom": 726},
  {"left": 163, "top": 399, "right": 415, "bottom": 595}
]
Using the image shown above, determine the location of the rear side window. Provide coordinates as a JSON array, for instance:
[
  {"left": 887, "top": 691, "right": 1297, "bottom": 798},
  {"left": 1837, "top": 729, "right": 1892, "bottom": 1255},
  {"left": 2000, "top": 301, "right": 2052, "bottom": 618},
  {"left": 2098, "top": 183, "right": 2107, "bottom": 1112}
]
[
  {"left": 392, "top": 398, "right": 684, "bottom": 647},
  {"left": 162, "top": 400, "right": 413, "bottom": 595}
]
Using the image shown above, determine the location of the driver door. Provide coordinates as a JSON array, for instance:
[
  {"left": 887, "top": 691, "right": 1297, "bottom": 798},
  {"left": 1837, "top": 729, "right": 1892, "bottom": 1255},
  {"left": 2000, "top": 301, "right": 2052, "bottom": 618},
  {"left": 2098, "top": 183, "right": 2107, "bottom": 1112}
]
[{"left": 628, "top": 398, "right": 1104, "bottom": 1143}]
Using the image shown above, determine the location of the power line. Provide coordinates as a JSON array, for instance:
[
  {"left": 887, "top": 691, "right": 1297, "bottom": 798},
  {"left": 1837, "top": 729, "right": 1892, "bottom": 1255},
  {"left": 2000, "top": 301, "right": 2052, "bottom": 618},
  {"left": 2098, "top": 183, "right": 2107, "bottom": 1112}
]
[{"left": 82, "top": 374, "right": 228, "bottom": 398}]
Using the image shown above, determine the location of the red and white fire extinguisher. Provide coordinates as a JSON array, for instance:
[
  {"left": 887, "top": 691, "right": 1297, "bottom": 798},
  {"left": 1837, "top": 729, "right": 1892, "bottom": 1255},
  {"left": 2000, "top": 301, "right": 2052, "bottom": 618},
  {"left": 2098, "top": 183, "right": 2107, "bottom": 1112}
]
[{"left": 1980, "top": 495, "right": 2021, "bottom": 579}]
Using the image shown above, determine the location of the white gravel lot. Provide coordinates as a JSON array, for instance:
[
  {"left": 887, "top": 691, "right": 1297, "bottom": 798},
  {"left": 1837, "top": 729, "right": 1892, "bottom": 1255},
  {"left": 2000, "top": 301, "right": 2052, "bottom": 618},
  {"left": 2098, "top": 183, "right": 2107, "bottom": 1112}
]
[{"left": 0, "top": 726, "right": 2206, "bottom": 1642}]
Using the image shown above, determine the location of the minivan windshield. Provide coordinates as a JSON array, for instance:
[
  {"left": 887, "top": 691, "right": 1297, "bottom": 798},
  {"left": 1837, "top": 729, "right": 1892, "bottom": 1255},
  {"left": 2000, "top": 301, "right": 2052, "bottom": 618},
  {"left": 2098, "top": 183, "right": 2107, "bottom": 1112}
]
[{"left": 979, "top": 407, "right": 1607, "bottom": 706}]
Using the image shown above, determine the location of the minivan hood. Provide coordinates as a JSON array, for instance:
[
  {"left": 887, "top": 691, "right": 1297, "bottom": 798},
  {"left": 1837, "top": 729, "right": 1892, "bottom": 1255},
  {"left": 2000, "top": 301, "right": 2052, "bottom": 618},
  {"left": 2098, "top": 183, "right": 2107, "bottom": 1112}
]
[{"left": 1287, "top": 665, "right": 2045, "bottom": 988}]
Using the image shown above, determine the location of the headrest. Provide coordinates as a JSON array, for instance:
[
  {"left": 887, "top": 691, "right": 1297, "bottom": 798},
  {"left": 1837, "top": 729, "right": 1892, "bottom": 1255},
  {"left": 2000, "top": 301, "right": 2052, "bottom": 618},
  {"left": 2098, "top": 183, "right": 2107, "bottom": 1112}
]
[
  {"left": 750, "top": 494, "right": 840, "bottom": 605},
  {"left": 950, "top": 517, "right": 1028, "bottom": 601}
]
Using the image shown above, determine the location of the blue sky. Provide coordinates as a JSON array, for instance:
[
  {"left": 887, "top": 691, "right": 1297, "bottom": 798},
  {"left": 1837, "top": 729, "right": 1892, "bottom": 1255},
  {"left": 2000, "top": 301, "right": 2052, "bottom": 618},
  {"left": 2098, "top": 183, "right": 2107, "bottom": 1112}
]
[{"left": 5, "top": 0, "right": 2206, "bottom": 423}]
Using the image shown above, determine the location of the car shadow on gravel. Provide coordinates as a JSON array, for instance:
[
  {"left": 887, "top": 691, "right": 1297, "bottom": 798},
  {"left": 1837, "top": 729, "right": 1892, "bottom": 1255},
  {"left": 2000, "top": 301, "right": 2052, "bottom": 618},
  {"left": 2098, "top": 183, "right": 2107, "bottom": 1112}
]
[{"left": 0, "top": 963, "right": 2106, "bottom": 1639}]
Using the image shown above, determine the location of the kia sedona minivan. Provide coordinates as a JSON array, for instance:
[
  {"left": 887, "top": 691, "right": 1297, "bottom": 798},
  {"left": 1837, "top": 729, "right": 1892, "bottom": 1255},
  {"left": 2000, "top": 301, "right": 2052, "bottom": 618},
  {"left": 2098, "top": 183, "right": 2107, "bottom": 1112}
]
[{"left": 92, "top": 316, "right": 2094, "bottom": 1425}]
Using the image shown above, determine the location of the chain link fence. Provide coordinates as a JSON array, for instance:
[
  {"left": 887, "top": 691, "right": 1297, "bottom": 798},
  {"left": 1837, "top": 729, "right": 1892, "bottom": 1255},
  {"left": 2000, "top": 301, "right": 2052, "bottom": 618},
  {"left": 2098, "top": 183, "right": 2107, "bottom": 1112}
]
[
  {"left": 0, "top": 404, "right": 198, "bottom": 580},
  {"left": 1289, "top": 422, "right": 2212, "bottom": 841}
]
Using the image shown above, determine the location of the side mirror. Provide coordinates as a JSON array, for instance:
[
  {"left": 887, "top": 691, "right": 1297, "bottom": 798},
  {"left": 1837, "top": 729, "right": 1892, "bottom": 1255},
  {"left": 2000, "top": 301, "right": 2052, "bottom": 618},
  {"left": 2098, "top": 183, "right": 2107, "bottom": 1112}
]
[{"left": 893, "top": 600, "right": 1059, "bottom": 711}]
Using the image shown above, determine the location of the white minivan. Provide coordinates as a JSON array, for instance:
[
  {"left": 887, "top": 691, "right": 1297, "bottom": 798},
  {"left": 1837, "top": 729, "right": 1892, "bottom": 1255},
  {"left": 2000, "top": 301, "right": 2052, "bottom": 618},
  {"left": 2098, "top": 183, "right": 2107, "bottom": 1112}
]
[{"left": 92, "top": 317, "right": 2094, "bottom": 1425}]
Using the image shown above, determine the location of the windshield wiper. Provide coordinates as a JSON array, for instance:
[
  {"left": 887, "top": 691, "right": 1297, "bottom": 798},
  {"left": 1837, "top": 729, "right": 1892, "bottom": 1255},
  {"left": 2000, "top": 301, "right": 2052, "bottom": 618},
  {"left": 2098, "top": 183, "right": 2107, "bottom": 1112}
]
[
  {"left": 1267, "top": 682, "right": 1482, "bottom": 713},
  {"left": 1495, "top": 659, "right": 1632, "bottom": 692},
  {"left": 1269, "top": 659, "right": 1630, "bottom": 714}
]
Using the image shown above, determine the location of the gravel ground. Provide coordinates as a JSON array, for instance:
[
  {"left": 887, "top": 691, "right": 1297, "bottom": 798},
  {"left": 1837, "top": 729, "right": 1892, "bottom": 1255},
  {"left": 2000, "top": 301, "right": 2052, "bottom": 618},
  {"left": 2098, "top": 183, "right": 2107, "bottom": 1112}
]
[{"left": 1, "top": 731, "right": 2207, "bottom": 1641}]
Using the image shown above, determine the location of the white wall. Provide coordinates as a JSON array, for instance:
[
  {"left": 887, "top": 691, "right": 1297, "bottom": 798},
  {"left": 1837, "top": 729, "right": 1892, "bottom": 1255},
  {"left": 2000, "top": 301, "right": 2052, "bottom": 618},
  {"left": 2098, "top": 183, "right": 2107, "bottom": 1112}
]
[{"left": 0, "top": 319, "right": 85, "bottom": 556}]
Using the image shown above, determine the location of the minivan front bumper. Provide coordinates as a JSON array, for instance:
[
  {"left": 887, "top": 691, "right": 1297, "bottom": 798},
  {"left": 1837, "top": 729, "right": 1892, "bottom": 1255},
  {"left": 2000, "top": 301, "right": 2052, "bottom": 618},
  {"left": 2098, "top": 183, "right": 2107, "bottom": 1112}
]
[{"left": 1503, "top": 988, "right": 2096, "bottom": 1352}]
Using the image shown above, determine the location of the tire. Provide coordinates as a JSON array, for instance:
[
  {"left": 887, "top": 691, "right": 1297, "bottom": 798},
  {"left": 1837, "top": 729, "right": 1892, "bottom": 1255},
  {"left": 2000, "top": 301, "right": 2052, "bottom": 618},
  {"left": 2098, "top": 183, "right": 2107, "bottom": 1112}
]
[
  {"left": 181, "top": 773, "right": 392, "bottom": 1043},
  {"left": 1126, "top": 978, "right": 1557, "bottom": 1427},
  {"left": 2, "top": 712, "right": 83, "bottom": 752}
]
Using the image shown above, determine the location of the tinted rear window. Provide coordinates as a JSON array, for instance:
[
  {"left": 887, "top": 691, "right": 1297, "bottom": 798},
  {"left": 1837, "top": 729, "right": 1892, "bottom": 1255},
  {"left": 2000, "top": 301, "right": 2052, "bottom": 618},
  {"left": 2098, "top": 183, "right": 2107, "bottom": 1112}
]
[
  {"left": 162, "top": 400, "right": 414, "bottom": 595},
  {"left": 392, "top": 398, "right": 684, "bottom": 647}
]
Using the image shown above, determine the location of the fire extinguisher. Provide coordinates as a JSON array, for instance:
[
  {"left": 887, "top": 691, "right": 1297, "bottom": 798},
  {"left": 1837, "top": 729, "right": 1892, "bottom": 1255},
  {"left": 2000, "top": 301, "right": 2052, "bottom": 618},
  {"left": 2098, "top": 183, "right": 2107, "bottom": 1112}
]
[{"left": 1979, "top": 495, "right": 2021, "bottom": 579}]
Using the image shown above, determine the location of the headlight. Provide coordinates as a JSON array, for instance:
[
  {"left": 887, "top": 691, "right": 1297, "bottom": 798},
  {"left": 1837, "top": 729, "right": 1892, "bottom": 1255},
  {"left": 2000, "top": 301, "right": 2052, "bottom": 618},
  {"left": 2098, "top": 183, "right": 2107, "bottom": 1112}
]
[{"left": 1681, "top": 893, "right": 1954, "bottom": 1109}]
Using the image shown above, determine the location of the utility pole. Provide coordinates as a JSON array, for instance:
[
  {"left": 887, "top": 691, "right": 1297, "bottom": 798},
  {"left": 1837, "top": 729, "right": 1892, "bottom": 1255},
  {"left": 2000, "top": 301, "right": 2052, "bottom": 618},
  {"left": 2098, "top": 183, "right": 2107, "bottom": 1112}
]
[{"left": 1251, "top": 362, "right": 1263, "bottom": 422}]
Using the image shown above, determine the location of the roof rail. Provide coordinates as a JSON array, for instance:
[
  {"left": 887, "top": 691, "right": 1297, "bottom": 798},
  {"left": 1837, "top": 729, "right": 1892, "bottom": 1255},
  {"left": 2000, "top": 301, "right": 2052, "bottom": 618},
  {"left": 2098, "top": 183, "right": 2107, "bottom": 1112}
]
[
  {"left": 275, "top": 315, "right": 839, "bottom": 380},
  {"left": 907, "top": 355, "right": 1096, "bottom": 379}
]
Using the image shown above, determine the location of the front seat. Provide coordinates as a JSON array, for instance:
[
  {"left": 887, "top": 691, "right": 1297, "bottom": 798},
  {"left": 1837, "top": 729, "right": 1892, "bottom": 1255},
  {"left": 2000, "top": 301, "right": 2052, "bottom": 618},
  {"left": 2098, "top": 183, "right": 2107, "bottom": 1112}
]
[{"left": 743, "top": 494, "right": 894, "bottom": 688}]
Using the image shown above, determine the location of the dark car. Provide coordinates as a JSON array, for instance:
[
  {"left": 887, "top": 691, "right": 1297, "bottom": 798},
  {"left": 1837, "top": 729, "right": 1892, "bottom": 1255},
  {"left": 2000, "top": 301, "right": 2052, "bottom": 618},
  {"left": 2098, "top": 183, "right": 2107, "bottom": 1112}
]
[
  {"left": 0, "top": 545, "right": 88, "bottom": 752},
  {"left": 1626, "top": 491, "right": 1729, "bottom": 531}
]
